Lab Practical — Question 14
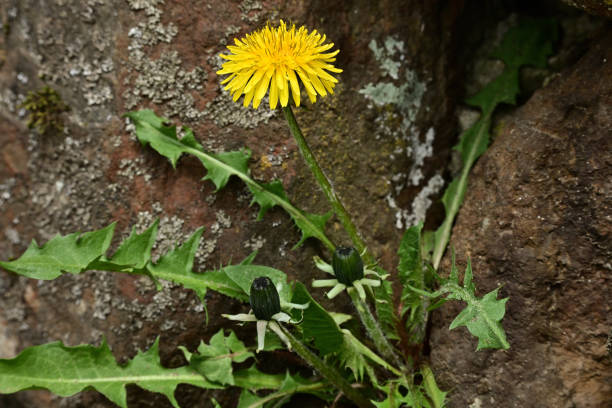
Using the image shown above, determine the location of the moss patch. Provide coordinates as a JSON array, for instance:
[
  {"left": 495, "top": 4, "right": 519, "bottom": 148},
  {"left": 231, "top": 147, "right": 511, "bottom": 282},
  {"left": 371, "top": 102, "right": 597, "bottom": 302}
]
[{"left": 19, "top": 86, "right": 69, "bottom": 135}]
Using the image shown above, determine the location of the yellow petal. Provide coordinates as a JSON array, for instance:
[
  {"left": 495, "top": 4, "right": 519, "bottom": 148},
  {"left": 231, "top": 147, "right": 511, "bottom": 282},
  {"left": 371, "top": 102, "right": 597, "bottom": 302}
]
[
  {"left": 275, "top": 68, "right": 285, "bottom": 90},
  {"left": 295, "top": 68, "right": 317, "bottom": 97},
  {"left": 308, "top": 72, "right": 327, "bottom": 96},
  {"left": 244, "top": 69, "right": 265, "bottom": 93},
  {"left": 287, "top": 70, "right": 301, "bottom": 107},
  {"left": 253, "top": 73, "right": 272, "bottom": 109},
  {"left": 269, "top": 78, "right": 279, "bottom": 109},
  {"left": 243, "top": 86, "right": 256, "bottom": 107},
  {"left": 279, "top": 77, "right": 289, "bottom": 106}
]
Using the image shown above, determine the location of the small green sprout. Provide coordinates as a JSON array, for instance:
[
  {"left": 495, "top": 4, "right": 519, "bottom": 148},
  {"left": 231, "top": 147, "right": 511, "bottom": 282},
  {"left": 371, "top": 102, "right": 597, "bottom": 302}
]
[{"left": 19, "top": 86, "right": 69, "bottom": 135}]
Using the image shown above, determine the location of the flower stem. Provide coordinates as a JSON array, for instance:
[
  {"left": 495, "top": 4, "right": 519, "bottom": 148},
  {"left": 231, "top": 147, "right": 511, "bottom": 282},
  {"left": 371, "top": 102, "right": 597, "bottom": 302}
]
[
  {"left": 282, "top": 105, "right": 370, "bottom": 261},
  {"left": 280, "top": 325, "right": 374, "bottom": 408},
  {"left": 348, "top": 288, "right": 403, "bottom": 367}
]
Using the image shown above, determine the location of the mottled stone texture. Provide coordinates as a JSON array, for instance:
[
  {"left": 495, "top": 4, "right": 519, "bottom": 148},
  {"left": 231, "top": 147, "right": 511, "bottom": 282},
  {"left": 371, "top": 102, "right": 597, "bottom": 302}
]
[
  {"left": 0, "top": 0, "right": 458, "bottom": 406},
  {"left": 430, "top": 28, "right": 612, "bottom": 408},
  {"left": 561, "top": 0, "right": 612, "bottom": 18}
]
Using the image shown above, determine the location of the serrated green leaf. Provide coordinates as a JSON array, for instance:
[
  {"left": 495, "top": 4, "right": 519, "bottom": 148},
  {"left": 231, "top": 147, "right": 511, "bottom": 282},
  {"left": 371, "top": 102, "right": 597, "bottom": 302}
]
[
  {"left": 491, "top": 17, "right": 558, "bottom": 70},
  {"left": 422, "top": 364, "right": 447, "bottom": 408},
  {"left": 373, "top": 273, "right": 398, "bottom": 340},
  {"left": 249, "top": 181, "right": 333, "bottom": 249},
  {"left": 203, "top": 149, "right": 252, "bottom": 191},
  {"left": 125, "top": 110, "right": 202, "bottom": 169},
  {"left": 292, "top": 211, "right": 333, "bottom": 249},
  {"left": 372, "top": 381, "right": 431, "bottom": 408},
  {"left": 127, "top": 109, "right": 334, "bottom": 250},
  {"left": 291, "top": 282, "right": 342, "bottom": 356},
  {"left": 234, "top": 365, "right": 285, "bottom": 391},
  {"left": 186, "top": 329, "right": 254, "bottom": 385},
  {"left": 398, "top": 223, "right": 422, "bottom": 284},
  {"left": 441, "top": 261, "right": 509, "bottom": 350},
  {"left": 432, "top": 18, "right": 557, "bottom": 270},
  {"left": 91, "top": 220, "right": 159, "bottom": 273},
  {"left": 237, "top": 372, "right": 327, "bottom": 408},
  {"left": 0, "top": 338, "right": 219, "bottom": 408},
  {"left": 0, "top": 223, "right": 115, "bottom": 280},
  {"left": 147, "top": 227, "right": 207, "bottom": 302},
  {"left": 222, "top": 264, "right": 291, "bottom": 304},
  {"left": 337, "top": 329, "right": 401, "bottom": 384},
  {"left": 466, "top": 71, "right": 519, "bottom": 114},
  {"left": 249, "top": 180, "right": 287, "bottom": 220},
  {"left": 238, "top": 389, "right": 262, "bottom": 408}
]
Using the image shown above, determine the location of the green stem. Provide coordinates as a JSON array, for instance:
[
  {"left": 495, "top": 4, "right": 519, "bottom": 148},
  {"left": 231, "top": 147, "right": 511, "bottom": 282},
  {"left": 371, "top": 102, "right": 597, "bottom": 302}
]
[
  {"left": 348, "top": 288, "right": 403, "bottom": 368},
  {"left": 432, "top": 113, "right": 492, "bottom": 270},
  {"left": 280, "top": 325, "right": 374, "bottom": 408},
  {"left": 282, "top": 106, "right": 371, "bottom": 262},
  {"left": 247, "top": 382, "right": 327, "bottom": 408}
]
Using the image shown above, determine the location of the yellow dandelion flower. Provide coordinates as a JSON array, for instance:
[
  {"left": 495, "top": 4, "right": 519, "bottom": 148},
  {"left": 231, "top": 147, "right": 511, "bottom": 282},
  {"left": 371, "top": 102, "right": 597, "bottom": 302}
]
[{"left": 216, "top": 20, "right": 343, "bottom": 110}]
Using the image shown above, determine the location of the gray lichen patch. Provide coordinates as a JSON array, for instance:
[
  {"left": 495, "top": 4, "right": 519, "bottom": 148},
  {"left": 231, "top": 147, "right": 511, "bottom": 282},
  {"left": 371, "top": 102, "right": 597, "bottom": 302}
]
[
  {"left": 122, "top": 50, "right": 207, "bottom": 121},
  {"left": 203, "top": 88, "right": 277, "bottom": 129},
  {"left": 386, "top": 174, "right": 445, "bottom": 229},
  {"left": 3, "top": 0, "right": 119, "bottom": 125},
  {"left": 123, "top": 0, "right": 209, "bottom": 123},
  {"left": 239, "top": 0, "right": 264, "bottom": 24},
  {"left": 130, "top": 202, "right": 232, "bottom": 268},
  {"left": 360, "top": 36, "right": 438, "bottom": 229},
  {"left": 117, "top": 156, "right": 152, "bottom": 182}
]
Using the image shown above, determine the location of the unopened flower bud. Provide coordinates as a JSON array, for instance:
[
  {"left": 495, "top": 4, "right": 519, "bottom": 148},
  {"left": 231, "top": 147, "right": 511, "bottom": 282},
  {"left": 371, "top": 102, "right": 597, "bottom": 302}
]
[
  {"left": 250, "top": 277, "right": 281, "bottom": 321},
  {"left": 332, "top": 247, "right": 364, "bottom": 286}
]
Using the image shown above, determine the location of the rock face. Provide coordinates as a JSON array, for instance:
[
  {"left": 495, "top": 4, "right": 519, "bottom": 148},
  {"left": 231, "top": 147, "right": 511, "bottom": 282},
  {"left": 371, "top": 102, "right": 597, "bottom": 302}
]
[
  {"left": 0, "top": 0, "right": 458, "bottom": 406},
  {"left": 561, "top": 0, "right": 612, "bottom": 18},
  {"left": 430, "top": 28, "right": 611, "bottom": 408}
]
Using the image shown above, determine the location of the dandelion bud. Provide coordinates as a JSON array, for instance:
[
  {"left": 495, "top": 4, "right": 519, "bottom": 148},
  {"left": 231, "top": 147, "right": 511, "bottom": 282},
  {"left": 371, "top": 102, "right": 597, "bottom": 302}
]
[
  {"left": 332, "top": 247, "right": 364, "bottom": 286},
  {"left": 250, "top": 277, "right": 281, "bottom": 321}
]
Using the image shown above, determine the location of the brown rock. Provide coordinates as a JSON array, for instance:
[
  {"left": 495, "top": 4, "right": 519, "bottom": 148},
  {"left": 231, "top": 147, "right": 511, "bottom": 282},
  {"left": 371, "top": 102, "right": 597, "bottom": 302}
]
[
  {"left": 430, "top": 28, "right": 612, "bottom": 408},
  {"left": 561, "top": 0, "right": 612, "bottom": 18}
]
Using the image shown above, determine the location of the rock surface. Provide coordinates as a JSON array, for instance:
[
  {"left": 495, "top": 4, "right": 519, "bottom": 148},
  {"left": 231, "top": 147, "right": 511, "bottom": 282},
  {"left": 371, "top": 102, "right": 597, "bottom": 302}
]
[
  {"left": 561, "top": 0, "right": 612, "bottom": 18},
  {"left": 430, "top": 27, "right": 612, "bottom": 408}
]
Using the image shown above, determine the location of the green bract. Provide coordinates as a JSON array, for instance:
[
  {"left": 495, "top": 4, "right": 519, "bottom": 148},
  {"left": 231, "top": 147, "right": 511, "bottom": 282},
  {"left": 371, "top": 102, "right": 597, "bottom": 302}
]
[
  {"left": 332, "top": 247, "right": 364, "bottom": 286},
  {"left": 250, "top": 277, "right": 281, "bottom": 320}
]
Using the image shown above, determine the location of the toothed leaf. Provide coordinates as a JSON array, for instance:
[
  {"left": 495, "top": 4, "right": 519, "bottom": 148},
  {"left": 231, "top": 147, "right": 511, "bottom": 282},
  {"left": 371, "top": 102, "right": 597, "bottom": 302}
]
[
  {"left": 128, "top": 109, "right": 334, "bottom": 250},
  {"left": 203, "top": 149, "right": 251, "bottom": 191},
  {"left": 291, "top": 282, "right": 342, "bottom": 356},
  {"left": 0, "top": 338, "right": 219, "bottom": 408},
  {"left": 248, "top": 180, "right": 287, "bottom": 220},
  {"left": 233, "top": 365, "right": 285, "bottom": 390},
  {"left": 441, "top": 261, "right": 510, "bottom": 350},
  {"left": 491, "top": 17, "right": 558, "bottom": 70},
  {"left": 0, "top": 223, "right": 115, "bottom": 280},
  {"left": 293, "top": 210, "right": 333, "bottom": 249},
  {"left": 125, "top": 109, "right": 202, "bottom": 168},
  {"left": 373, "top": 270, "right": 398, "bottom": 340},
  {"left": 182, "top": 329, "right": 253, "bottom": 386},
  {"left": 92, "top": 220, "right": 159, "bottom": 272},
  {"left": 146, "top": 227, "right": 207, "bottom": 302},
  {"left": 432, "top": 18, "right": 557, "bottom": 269}
]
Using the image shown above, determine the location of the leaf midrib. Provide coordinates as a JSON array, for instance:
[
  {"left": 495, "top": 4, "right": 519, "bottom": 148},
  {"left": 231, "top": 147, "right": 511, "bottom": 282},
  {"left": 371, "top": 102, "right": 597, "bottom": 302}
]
[{"left": 2, "top": 372, "right": 205, "bottom": 385}]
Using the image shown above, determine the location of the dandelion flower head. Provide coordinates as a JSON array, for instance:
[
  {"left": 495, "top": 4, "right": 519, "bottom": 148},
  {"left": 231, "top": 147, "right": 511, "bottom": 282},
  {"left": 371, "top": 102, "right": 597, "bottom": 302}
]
[{"left": 216, "top": 20, "right": 342, "bottom": 109}]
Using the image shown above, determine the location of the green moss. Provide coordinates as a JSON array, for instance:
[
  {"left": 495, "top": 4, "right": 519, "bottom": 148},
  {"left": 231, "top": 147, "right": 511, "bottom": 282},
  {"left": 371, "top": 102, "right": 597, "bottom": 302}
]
[{"left": 19, "top": 86, "right": 69, "bottom": 135}]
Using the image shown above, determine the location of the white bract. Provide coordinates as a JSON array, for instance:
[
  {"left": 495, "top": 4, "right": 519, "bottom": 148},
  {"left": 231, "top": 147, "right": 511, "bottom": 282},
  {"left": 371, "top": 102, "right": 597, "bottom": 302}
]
[
  {"left": 311, "top": 254, "right": 383, "bottom": 300},
  {"left": 223, "top": 279, "right": 308, "bottom": 352}
]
